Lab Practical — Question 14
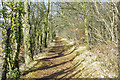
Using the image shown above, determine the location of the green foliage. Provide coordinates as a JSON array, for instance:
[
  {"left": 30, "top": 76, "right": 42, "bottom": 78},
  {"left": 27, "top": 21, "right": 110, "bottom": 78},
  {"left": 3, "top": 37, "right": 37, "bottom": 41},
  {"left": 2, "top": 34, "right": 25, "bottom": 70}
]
[
  {"left": 7, "top": 68, "right": 20, "bottom": 78},
  {"left": 0, "top": 23, "right": 3, "bottom": 26},
  {"left": 1, "top": 2, "right": 25, "bottom": 79}
]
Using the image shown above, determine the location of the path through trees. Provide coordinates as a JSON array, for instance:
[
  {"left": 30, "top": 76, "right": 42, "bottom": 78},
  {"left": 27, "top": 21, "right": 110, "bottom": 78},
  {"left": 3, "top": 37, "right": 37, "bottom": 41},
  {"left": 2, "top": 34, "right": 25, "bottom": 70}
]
[
  {"left": 0, "top": 1, "right": 120, "bottom": 79},
  {"left": 22, "top": 37, "right": 77, "bottom": 78}
]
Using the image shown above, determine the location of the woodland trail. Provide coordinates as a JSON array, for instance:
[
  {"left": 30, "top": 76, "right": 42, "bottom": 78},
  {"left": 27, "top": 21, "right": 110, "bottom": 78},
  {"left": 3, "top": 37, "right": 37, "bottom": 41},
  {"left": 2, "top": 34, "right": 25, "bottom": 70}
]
[{"left": 22, "top": 37, "right": 77, "bottom": 79}]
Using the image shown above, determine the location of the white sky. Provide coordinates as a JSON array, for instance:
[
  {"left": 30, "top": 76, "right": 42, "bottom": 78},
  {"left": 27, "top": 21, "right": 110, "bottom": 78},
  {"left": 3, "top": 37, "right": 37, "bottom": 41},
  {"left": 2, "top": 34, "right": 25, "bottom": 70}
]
[
  {"left": 0, "top": 3, "right": 2, "bottom": 10},
  {"left": 0, "top": 0, "right": 119, "bottom": 2}
]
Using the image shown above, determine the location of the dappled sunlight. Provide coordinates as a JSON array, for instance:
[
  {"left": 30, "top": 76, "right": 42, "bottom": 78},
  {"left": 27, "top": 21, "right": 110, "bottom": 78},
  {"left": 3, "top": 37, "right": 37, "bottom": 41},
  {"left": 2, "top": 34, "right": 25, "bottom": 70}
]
[
  {"left": 0, "top": 1, "right": 119, "bottom": 79},
  {"left": 21, "top": 38, "right": 77, "bottom": 78}
]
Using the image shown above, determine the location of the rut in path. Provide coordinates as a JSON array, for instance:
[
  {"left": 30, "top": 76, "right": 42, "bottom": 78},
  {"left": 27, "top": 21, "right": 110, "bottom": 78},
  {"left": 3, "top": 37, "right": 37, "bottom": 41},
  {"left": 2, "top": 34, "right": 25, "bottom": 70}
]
[{"left": 23, "top": 37, "right": 77, "bottom": 78}]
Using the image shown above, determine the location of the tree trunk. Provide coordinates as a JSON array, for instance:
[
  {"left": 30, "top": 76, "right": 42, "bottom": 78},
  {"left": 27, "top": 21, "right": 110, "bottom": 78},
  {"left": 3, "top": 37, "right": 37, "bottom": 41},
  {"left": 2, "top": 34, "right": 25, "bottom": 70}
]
[
  {"left": 117, "top": 2, "right": 120, "bottom": 79},
  {"left": 24, "top": 1, "right": 33, "bottom": 65},
  {"left": 82, "top": 3, "right": 89, "bottom": 49},
  {"left": 43, "top": 1, "right": 50, "bottom": 48}
]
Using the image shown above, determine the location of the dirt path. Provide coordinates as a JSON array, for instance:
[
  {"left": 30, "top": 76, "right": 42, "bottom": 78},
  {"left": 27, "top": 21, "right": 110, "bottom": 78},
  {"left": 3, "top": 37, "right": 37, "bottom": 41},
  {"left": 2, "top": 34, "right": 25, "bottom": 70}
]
[
  {"left": 22, "top": 37, "right": 77, "bottom": 79},
  {"left": 22, "top": 37, "right": 119, "bottom": 78}
]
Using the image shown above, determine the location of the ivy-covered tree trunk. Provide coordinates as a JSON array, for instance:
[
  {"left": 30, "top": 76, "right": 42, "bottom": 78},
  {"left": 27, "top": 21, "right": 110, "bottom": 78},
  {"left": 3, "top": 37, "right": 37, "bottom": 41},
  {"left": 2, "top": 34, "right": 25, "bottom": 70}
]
[
  {"left": 1, "top": 27, "right": 9, "bottom": 79},
  {"left": 1, "top": 2, "right": 8, "bottom": 79},
  {"left": 13, "top": 5, "right": 22, "bottom": 77},
  {"left": 49, "top": 2, "right": 54, "bottom": 42},
  {"left": 40, "top": 27, "right": 43, "bottom": 52},
  {"left": 24, "top": 1, "right": 33, "bottom": 65},
  {"left": 43, "top": 1, "right": 50, "bottom": 48}
]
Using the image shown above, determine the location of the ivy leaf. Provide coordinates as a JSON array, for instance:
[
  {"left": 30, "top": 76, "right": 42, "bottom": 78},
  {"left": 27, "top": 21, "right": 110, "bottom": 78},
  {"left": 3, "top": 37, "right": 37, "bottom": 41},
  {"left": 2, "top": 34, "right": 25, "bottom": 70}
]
[{"left": 0, "top": 23, "right": 3, "bottom": 26}]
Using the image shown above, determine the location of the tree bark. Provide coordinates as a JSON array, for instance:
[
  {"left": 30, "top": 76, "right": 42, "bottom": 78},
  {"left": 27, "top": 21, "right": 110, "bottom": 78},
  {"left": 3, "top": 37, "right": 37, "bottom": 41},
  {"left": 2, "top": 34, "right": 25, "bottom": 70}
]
[
  {"left": 117, "top": 2, "right": 120, "bottom": 79},
  {"left": 24, "top": 1, "right": 33, "bottom": 65}
]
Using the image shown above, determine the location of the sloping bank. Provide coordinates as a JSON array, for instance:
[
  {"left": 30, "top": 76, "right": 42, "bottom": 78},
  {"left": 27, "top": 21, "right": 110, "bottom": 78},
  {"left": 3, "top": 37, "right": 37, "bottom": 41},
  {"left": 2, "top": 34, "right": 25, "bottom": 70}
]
[{"left": 61, "top": 38, "right": 118, "bottom": 78}]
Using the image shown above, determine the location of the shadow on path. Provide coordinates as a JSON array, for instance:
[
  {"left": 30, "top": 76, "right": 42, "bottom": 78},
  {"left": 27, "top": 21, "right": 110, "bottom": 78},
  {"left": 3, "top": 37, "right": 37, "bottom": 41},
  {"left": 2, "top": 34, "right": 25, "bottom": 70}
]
[{"left": 22, "top": 37, "right": 77, "bottom": 78}]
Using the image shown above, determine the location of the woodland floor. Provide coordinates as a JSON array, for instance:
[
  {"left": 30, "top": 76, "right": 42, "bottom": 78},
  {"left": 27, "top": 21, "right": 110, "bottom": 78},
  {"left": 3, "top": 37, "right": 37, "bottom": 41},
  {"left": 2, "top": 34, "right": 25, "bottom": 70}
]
[
  {"left": 21, "top": 37, "right": 118, "bottom": 78},
  {"left": 22, "top": 37, "right": 78, "bottom": 79}
]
